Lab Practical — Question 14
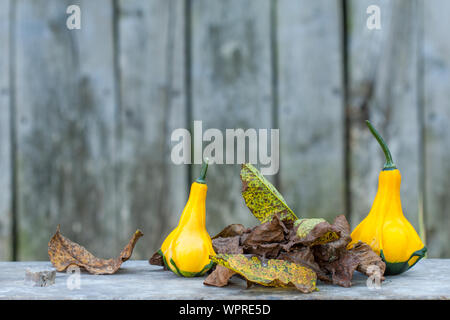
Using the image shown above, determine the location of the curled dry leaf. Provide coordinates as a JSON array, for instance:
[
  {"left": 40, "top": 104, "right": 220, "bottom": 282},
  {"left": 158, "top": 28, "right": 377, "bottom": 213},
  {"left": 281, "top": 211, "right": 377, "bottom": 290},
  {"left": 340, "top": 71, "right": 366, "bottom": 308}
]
[
  {"left": 213, "top": 236, "right": 243, "bottom": 254},
  {"left": 48, "top": 226, "right": 143, "bottom": 275},
  {"left": 212, "top": 224, "right": 249, "bottom": 239},
  {"left": 149, "top": 250, "right": 168, "bottom": 270},
  {"left": 242, "top": 214, "right": 285, "bottom": 245},
  {"left": 315, "top": 250, "right": 360, "bottom": 287},
  {"left": 211, "top": 254, "right": 317, "bottom": 293},
  {"left": 349, "top": 240, "right": 386, "bottom": 279},
  {"left": 241, "top": 214, "right": 286, "bottom": 259},
  {"left": 294, "top": 218, "right": 340, "bottom": 246},
  {"left": 240, "top": 163, "right": 297, "bottom": 223},
  {"left": 310, "top": 215, "right": 360, "bottom": 287},
  {"left": 312, "top": 215, "right": 352, "bottom": 262},
  {"left": 327, "top": 215, "right": 352, "bottom": 249},
  {"left": 204, "top": 265, "right": 236, "bottom": 287},
  {"left": 244, "top": 243, "right": 281, "bottom": 259}
]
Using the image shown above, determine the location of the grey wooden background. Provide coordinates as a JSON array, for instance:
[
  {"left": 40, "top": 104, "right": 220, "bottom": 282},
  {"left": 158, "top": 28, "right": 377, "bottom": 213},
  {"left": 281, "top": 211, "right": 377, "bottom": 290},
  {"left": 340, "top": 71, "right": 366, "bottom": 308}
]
[{"left": 0, "top": 0, "right": 449, "bottom": 261}]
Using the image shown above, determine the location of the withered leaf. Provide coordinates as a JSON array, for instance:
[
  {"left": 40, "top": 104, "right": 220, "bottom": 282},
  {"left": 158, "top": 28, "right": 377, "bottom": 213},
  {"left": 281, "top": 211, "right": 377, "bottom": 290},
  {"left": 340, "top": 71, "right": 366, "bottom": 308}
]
[
  {"left": 204, "top": 265, "right": 236, "bottom": 287},
  {"left": 48, "top": 226, "right": 143, "bottom": 275},
  {"left": 294, "top": 218, "right": 340, "bottom": 246},
  {"left": 212, "top": 224, "right": 249, "bottom": 239},
  {"left": 325, "top": 215, "right": 352, "bottom": 250},
  {"left": 244, "top": 242, "right": 281, "bottom": 259},
  {"left": 277, "top": 247, "right": 328, "bottom": 282},
  {"left": 211, "top": 254, "right": 317, "bottom": 293},
  {"left": 349, "top": 240, "right": 386, "bottom": 278},
  {"left": 242, "top": 214, "right": 285, "bottom": 246},
  {"left": 241, "top": 213, "right": 289, "bottom": 259},
  {"left": 310, "top": 215, "right": 360, "bottom": 287},
  {"left": 312, "top": 215, "right": 352, "bottom": 262},
  {"left": 240, "top": 163, "right": 297, "bottom": 223},
  {"left": 213, "top": 236, "right": 243, "bottom": 254},
  {"left": 149, "top": 251, "right": 163, "bottom": 266},
  {"left": 149, "top": 250, "right": 168, "bottom": 270},
  {"left": 315, "top": 250, "right": 360, "bottom": 287}
]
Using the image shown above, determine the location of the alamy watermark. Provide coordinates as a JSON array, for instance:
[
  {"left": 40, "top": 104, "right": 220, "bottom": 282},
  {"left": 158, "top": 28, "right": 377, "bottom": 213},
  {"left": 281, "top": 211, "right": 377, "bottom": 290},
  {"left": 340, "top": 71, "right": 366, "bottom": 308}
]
[
  {"left": 366, "top": 265, "right": 383, "bottom": 289},
  {"left": 367, "top": 5, "right": 381, "bottom": 30},
  {"left": 171, "top": 121, "right": 279, "bottom": 175},
  {"left": 66, "top": 265, "right": 81, "bottom": 290},
  {"left": 66, "top": 5, "right": 81, "bottom": 30}
]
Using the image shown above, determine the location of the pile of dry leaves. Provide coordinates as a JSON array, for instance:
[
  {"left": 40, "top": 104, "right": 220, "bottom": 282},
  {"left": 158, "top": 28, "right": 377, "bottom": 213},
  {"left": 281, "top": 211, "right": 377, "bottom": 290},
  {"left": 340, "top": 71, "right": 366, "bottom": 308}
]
[{"left": 204, "top": 213, "right": 385, "bottom": 293}]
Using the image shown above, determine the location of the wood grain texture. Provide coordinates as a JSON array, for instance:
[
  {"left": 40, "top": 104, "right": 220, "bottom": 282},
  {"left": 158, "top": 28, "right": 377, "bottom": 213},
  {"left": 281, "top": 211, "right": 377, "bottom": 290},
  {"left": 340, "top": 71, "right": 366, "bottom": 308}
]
[
  {"left": 423, "top": 0, "right": 450, "bottom": 258},
  {"left": 190, "top": 0, "right": 272, "bottom": 234},
  {"left": 116, "top": 0, "right": 187, "bottom": 259},
  {"left": 2, "top": 260, "right": 450, "bottom": 299},
  {"left": 0, "top": 0, "right": 12, "bottom": 260},
  {"left": 14, "top": 0, "right": 118, "bottom": 260},
  {"left": 347, "top": 0, "right": 422, "bottom": 236},
  {"left": 277, "top": 0, "right": 345, "bottom": 222}
]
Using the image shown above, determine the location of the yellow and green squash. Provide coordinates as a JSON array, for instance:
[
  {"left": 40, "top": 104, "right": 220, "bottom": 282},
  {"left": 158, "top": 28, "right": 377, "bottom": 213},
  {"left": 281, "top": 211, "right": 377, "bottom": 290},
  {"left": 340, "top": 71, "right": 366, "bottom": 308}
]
[
  {"left": 348, "top": 120, "right": 427, "bottom": 275},
  {"left": 159, "top": 160, "right": 215, "bottom": 277}
]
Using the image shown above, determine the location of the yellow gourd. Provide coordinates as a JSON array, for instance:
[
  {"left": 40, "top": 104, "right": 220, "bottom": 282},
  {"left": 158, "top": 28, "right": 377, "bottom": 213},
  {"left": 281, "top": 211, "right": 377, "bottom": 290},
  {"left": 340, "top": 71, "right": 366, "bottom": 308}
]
[
  {"left": 348, "top": 121, "right": 427, "bottom": 275},
  {"left": 159, "top": 160, "right": 215, "bottom": 277}
]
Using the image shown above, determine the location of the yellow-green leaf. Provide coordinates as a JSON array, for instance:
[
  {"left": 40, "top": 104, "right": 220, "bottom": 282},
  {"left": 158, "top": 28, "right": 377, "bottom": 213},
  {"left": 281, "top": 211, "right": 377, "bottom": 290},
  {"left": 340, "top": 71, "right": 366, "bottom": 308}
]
[
  {"left": 211, "top": 254, "right": 317, "bottom": 293},
  {"left": 294, "top": 218, "right": 340, "bottom": 246},
  {"left": 240, "top": 163, "right": 297, "bottom": 223}
]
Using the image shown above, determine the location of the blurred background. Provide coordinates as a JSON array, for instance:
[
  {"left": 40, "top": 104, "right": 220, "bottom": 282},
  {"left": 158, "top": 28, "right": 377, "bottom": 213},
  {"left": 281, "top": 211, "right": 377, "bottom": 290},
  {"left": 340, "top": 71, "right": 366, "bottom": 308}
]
[{"left": 0, "top": 0, "right": 449, "bottom": 261}]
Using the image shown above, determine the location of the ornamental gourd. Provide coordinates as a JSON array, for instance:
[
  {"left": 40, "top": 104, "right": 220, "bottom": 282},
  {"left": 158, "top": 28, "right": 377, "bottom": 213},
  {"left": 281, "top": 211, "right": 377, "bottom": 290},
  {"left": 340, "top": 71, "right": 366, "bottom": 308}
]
[
  {"left": 159, "top": 160, "right": 215, "bottom": 277},
  {"left": 348, "top": 121, "right": 427, "bottom": 275}
]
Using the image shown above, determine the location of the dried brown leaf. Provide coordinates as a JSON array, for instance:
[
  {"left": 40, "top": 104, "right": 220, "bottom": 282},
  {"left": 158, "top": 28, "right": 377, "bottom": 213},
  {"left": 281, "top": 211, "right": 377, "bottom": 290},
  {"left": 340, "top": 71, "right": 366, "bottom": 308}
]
[
  {"left": 203, "top": 265, "right": 236, "bottom": 287},
  {"left": 149, "top": 250, "right": 169, "bottom": 270},
  {"left": 349, "top": 240, "right": 386, "bottom": 278},
  {"left": 48, "top": 226, "right": 143, "bottom": 275},
  {"left": 326, "top": 215, "right": 352, "bottom": 250},
  {"left": 243, "top": 214, "right": 285, "bottom": 246},
  {"left": 213, "top": 236, "right": 243, "bottom": 254},
  {"left": 315, "top": 250, "right": 360, "bottom": 287},
  {"left": 212, "top": 224, "right": 249, "bottom": 239},
  {"left": 277, "top": 246, "right": 328, "bottom": 282},
  {"left": 241, "top": 215, "right": 285, "bottom": 258},
  {"left": 244, "top": 242, "right": 281, "bottom": 259},
  {"left": 309, "top": 215, "right": 360, "bottom": 287}
]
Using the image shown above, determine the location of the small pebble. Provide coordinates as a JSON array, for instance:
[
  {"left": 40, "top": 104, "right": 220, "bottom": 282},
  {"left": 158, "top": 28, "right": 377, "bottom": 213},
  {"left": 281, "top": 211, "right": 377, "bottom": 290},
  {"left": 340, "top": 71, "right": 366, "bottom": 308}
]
[{"left": 24, "top": 268, "right": 56, "bottom": 287}]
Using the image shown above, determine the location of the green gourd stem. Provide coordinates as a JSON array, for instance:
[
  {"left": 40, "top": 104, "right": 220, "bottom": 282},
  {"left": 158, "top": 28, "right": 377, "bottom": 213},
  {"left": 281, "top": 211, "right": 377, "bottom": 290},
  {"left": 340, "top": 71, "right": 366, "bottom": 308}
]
[
  {"left": 195, "top": 158, "right": 209, "bottom": 184},
  {"left": 365, "top": 120, "right": 397, "bottom": 170}
]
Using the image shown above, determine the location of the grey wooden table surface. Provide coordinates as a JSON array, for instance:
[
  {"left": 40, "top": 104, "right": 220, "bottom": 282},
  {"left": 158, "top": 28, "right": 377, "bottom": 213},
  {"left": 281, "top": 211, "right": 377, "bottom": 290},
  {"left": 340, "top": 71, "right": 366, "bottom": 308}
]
[{"left": 0, "top": 259, "right": 449, "bottom": 300}]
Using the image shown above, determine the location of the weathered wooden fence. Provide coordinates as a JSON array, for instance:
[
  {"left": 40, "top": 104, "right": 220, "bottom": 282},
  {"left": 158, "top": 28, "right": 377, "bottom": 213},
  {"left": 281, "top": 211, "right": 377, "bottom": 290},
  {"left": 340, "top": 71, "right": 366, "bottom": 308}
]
[{"left": 0, "top": 0, "right": 449, "bottom": 261}]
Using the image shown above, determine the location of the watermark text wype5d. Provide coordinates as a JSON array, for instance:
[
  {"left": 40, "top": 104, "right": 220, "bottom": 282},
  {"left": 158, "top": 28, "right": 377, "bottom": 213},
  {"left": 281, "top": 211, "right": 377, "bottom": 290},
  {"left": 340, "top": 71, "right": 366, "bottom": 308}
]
[{"left": 171, "top": 121, "right": 280, "bottom": 175}]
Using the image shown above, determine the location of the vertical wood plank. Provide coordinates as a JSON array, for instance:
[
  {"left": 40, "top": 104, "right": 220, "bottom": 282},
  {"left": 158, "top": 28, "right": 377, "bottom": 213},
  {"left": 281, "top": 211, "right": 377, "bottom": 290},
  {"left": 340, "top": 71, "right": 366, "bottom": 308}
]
[
  {"left": 277, "top": 0, "right": 345, "bottom": 222},
  {"left": 116, "top": 0, "right": 187, "bottom": 259},
  {"left": 423, "top": 0, "right": 450, "bottom": 258},
  {"left": 348, "top": 0, "right": 422, "bottom": 234},
  {"left": 14, "top": 0, "right": 118, "bottom": 260},
  {"left": 190, "top": 0, "right": 272, "bottom": 233},
  {"left": 0, "top": 0, "right": 12, "bottom": 260}
]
